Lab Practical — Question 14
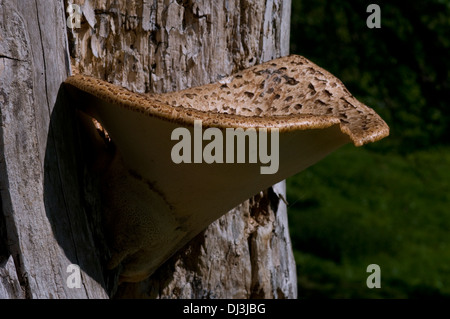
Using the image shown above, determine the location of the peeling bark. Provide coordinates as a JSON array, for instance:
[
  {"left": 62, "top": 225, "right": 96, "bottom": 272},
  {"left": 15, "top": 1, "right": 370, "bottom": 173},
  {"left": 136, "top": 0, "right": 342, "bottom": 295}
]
[{"left": 67, "top": 0, "right": 296, "bottom": 299}]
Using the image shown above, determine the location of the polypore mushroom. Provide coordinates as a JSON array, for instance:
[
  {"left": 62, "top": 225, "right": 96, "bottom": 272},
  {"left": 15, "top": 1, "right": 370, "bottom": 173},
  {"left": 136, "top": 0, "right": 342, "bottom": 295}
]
[{"left": 63, "top": 54, "right": 389, "bottom": 283}]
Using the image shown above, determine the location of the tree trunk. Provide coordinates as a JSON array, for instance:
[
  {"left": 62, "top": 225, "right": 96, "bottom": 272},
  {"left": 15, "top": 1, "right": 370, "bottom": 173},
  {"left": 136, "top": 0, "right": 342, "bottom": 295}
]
[
  {"left": 0, "top": 0, "right": 109, "bottom": 298},
  {"left": 0, "top": 0, "right": 296, "bottom": 299}
]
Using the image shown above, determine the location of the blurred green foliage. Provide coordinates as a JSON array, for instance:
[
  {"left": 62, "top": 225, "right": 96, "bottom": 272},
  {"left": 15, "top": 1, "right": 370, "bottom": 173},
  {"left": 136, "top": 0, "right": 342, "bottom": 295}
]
[
  {"left": 290, "top": 0, "right": 450, "bottom": 152},
  {"left": 287, "top": 145, "right": 450, "bottom": 298},
  {"left": 287, "top": 0, "right": 450, "bottom": 298}
]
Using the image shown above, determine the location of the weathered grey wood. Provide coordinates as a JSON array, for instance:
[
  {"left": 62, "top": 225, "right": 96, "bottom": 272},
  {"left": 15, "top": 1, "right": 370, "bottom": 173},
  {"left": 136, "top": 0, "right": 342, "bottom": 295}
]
[
  {"left": 0, "top": 0, "right": 108, "bottom": 298},
  {"left": 0, "top": 197, "right": 23, "bottom": 299},
  {"left": 68, "top": 0, "right": 296, "bottom": 298},
  {"left": 0, "top": 256, "right": 24, "bottom": 299}
]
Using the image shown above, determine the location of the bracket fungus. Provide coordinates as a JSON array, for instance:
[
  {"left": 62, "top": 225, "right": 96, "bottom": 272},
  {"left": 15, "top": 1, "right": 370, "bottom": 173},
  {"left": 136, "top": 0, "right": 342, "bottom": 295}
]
[{"left": 64, "top": 54, "right": 389, "bottom": 283}]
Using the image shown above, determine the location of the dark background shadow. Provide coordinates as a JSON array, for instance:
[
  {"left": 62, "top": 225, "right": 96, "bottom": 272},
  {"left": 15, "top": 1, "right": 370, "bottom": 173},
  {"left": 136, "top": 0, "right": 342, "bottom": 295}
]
[{"left": 43, "top": 84, "right": 118, "bottom": 296}]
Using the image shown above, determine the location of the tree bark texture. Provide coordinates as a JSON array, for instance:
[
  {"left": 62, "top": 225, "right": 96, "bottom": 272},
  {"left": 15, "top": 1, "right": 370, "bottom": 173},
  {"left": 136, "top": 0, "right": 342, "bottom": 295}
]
[
  {"left": 68, "top": 0, "right": 296, "bottom": 299},
  {"left": 0, "top": 0, "right": 109, "bottom": 298},
  {"left": 0, "top": 0, "right": 296, "bottom": 299}
]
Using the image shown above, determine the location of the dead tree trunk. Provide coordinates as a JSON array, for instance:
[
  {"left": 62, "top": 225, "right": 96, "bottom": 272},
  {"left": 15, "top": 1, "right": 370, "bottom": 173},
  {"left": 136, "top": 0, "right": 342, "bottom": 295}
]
[
  {"left": 0, "top": 0, "right": 108, "bottom": 298},
  {"left": 0, "top": 0, "right": 296, "bottom": 298}
]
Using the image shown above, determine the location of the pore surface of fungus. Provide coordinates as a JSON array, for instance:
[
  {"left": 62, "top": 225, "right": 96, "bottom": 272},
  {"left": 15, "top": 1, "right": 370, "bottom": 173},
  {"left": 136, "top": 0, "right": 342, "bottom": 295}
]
[{"left": 64, "top": 54, "right": 389, "bottom": 282}]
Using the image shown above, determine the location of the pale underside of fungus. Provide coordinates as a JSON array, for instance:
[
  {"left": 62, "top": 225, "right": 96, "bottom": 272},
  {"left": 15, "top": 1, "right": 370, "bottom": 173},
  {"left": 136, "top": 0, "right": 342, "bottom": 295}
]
[{"left": 64, "top": 54, "right": 389, "bottom": 283}]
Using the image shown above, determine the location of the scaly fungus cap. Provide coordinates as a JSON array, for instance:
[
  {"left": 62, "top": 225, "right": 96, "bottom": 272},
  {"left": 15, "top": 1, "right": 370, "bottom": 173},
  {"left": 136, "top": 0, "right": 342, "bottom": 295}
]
[{"left": 64, "top": 54, "right": 389, "bottom": 282}]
